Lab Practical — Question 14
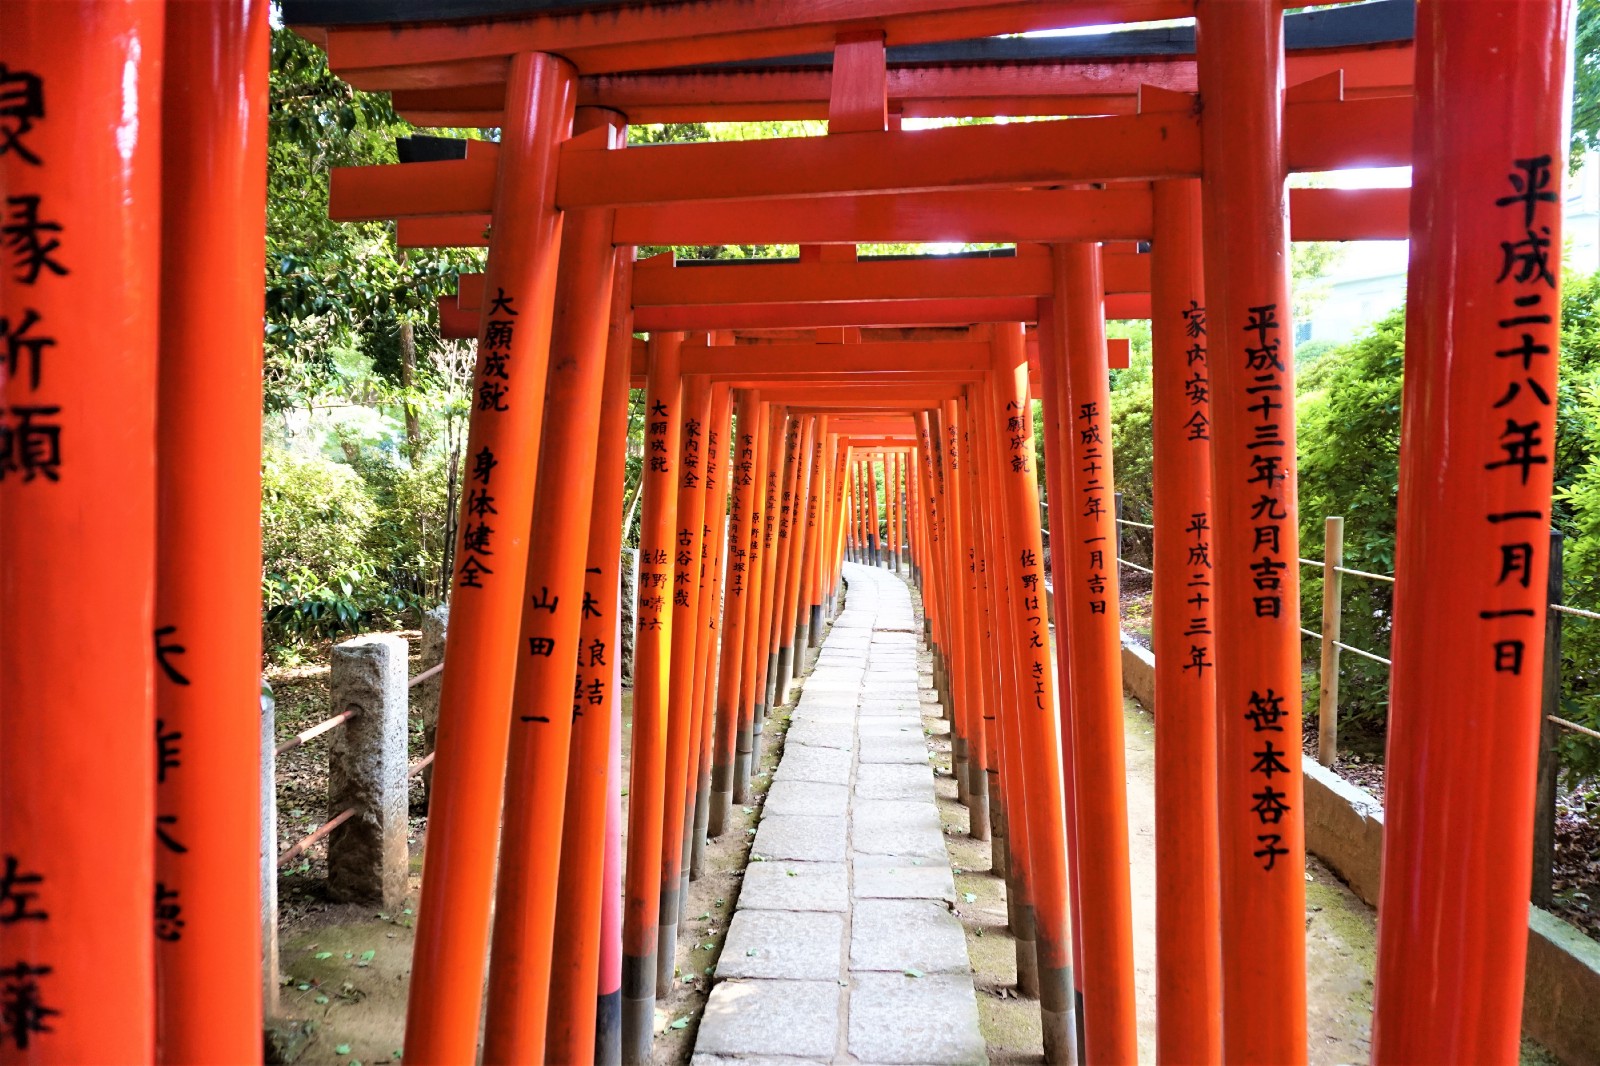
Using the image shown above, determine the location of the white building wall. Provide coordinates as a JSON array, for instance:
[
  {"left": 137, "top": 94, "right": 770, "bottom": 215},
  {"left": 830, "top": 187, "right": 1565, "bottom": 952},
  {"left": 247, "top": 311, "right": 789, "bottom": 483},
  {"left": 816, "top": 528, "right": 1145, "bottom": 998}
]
[{"left": 1299, "top": 158, "right": 1600, "bottom": 347}]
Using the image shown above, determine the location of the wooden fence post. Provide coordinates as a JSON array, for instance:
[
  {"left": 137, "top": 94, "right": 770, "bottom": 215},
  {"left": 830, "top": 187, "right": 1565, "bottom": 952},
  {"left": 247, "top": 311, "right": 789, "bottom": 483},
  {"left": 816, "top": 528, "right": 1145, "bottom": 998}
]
[
  {"left": 1114, "top": 490, "right": 1124, "bottom": 563},
  {"left": 1319, "top": 517, "right": 1345, "bottom": 768},
  {"left": 1533, "top": 528, "right": 1563, "bottom": 908}
]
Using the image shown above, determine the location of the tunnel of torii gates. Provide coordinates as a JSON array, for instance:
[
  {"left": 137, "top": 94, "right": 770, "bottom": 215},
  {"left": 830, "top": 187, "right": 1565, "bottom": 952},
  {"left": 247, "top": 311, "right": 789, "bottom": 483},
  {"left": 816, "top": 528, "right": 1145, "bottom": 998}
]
[{"left": 0, "top": 0, "right": 1575, "bottom": 1063}]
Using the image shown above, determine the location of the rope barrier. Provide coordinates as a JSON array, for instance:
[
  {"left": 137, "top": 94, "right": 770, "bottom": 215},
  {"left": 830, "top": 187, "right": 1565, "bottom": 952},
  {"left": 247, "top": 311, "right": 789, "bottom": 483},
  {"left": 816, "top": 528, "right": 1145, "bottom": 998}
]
[
  {"left": 1297, "top": 556, "right": 1398, "bottom": 583},
  {"left": 1550, "top": 714, "right": 1600, "bottom": 740},
  {"left": 276, "top": 807, "right": 356, "bottom": 867},
  {"left": 408, "top": 662, "right": 444, "bottom": 688},
  {"left": 274, "top": 709, "right": 356, "bottom": 757}
]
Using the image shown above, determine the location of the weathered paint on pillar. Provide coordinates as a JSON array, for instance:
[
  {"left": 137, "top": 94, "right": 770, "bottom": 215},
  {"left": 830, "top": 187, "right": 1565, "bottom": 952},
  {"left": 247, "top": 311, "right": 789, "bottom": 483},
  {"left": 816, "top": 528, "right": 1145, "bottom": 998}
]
[
  {"left": 156, "top": 4, "right": 268, "bottom": 1058},
  {"left": 1195, "top": 4, "right": 1307, "bottom": 1058},
  {"left": 547, "top": 250, "right": 635, "bottom": 1066},
  {"left": 482, "top": 108, "right": 622, "bottom": 1064},
  {"left": 0, "top": 5, "right": 163, "bottom": 1058},
  {"left": 621, "top": 331, "right": 683, "bottom": 1064},
  {"left": 1374, "top": 3, "right": 1572, "bottom": 1061},
  {"left": 1150, "top": 178, "right": 1222, "bottom": 1064},
  {"left": 404, "top": 52, "right": 576, "bottom": 1064}
]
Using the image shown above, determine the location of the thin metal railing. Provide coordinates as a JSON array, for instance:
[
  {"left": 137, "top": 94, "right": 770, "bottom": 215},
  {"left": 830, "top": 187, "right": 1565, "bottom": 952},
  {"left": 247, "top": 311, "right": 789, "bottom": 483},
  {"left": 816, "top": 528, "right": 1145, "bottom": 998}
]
[{"left": 1112, "top": 512, "right": 1597, "bottom": 745}]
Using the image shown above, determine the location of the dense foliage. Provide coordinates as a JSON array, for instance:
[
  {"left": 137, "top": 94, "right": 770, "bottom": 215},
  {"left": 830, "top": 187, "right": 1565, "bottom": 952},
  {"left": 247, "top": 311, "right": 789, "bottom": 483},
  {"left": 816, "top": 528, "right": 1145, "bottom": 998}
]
[{"left": 262, "top": 30, "right": 481, "bottom": 653}]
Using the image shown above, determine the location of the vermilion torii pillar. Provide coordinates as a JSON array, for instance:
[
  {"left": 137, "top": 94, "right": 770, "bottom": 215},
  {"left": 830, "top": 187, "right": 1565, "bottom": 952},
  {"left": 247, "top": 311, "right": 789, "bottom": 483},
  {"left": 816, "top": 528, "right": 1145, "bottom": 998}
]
[
  {"left": 988, "top": 326, "right": 1079, "bottom": 1062},
  {"left": 1046, "top": 242, "right": 1138, "bottom": 1062},
  {"left": 1150, "top": 178, "right": 1222, "bottom": 1063},
  {"left": 686, "top": 383, "right": 734, "bottom": 882},
  {"left": 1196, "top": 3, "right": 1307, "bottom": 1059},
  {"left": 773, "top": 415, "right": 813, "bottom": 704},
  {"left": 797, "top": 417, "right": 828, "bottom": 648},
  {"left": 710, "top": 389, "right": 760, "bottom": 836},
  {"left": 658, "top": 373, "right": 712, "bottom": 989},
  {"left": 482, "top": 108, "right": 622, "bottom": 1063},
  {"left": 1, "top": 7, "right": 163, "bottom": 1059},
  {"left": 938, "top": 401, "right": 972, "bottom": 804},
  {"left": 734, "top": 400, "right": 775, "bottom": 803},
  {"left": 404, "top": 51, "right": 576, "bottom": 1065},
  {"left": 1375, "top": 2, "right": 1572, "bottom": 1060},
  {"left": 622, "top": 331, "right": 682, "bottom": 1064},
  {"left": 950, "top": 407, "right": 992, "bottom": 843},
  {"left": 547, "top": 251, "right": 636, "bottom": 1066},
  {"left": 750, "top": 406, "right": 787, "bottom": 769},
  {"left": 157, "top": 5, "right": 269, "bottom": 1060}
]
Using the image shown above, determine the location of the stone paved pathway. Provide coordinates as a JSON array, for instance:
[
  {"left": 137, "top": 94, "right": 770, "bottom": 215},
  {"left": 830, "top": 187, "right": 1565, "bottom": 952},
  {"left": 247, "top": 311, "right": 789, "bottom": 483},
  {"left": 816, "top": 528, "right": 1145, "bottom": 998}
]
[{"left": 693, "top": 562, "right": 987, "bottom": 1066}]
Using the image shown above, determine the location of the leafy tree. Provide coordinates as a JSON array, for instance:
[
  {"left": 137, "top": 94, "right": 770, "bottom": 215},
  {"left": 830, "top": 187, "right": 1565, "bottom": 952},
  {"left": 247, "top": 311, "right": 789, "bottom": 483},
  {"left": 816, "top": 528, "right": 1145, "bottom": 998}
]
[
  {"left": 1574, "top": 0, "right": 1600, "bottom": 170},
  {"left": 262, "top": 29, "right": 489, "bottom": 650},
  {"left": 266, "top": 29, "right": 482, "bottom": 413}
]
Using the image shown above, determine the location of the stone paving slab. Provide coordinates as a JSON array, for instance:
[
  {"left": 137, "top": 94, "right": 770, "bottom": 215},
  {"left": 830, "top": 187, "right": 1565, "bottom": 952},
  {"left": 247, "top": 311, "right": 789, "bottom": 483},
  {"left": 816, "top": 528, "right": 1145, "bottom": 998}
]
[
  {"left": 719, "top": 910, "right": 844, "bottom": 980},
  {"left": 763, "top": 779, "right": 849, "bottom": 817},
  {"left": 694, "top": 1049, "right": 832, "bottom": 1056},
  {"left": 739, "top": 861, "right": 849, "bottom": 912},
  {"left": 752, "top": 815, "right": 848, "bottom": 862},
  {"left": 859, "top": 716, "right": 924, "bottom": 736},
  {"left": 790, "top": 704, "right": 856, "bottom": 725},
  {"left": 697, "top": 980, "right": 842, "bottom": 1059},
  {"left": 850, "top": 899, "right": 971, "bottom": 974},
  {"left": 772, "top": 745, "right": 853, "bottom": 786},
  {"left": 852, "top": 857, "right": 958, "bottom": 904},
  {"left": 696, "top": 563, "right": 983, "bottom": 1066},
  {"left": 784, "top": 720, "right": 855, "bottom": 750},
  {"left": 854, "top": 763, "right": 937, "bottom": 801},
  {"left": 852, "top": 800, "right": 949, "bottom": 860},
  {"left": 858, "top": 700, "right": 926, "bottom": 716},
  {"left": 856, "top": 731, "right": 933, "bottom": 765},
  {"left": 847, "top": 973, "right": 986, "bottom": 1065}
]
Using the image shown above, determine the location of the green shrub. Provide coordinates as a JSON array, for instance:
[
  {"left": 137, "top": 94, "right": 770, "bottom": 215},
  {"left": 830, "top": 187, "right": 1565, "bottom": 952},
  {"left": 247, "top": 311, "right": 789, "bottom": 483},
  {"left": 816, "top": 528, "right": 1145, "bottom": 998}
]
[{"left": 261, "top": 447, "right": 384, "bottom": 644}]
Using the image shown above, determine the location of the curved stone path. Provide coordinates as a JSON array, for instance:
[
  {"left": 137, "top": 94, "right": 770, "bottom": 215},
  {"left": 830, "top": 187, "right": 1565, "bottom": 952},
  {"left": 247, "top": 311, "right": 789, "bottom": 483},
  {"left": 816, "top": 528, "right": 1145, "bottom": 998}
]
[{"left": 693, "top": 562, "right": 987, "bottom": 1066}]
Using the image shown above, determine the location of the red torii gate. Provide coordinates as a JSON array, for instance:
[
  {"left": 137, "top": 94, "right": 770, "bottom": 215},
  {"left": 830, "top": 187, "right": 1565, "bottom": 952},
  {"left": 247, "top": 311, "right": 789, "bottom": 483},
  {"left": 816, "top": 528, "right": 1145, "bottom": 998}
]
[{"left": 0, "top": 2, "right": 1573, "bottom": 1065}]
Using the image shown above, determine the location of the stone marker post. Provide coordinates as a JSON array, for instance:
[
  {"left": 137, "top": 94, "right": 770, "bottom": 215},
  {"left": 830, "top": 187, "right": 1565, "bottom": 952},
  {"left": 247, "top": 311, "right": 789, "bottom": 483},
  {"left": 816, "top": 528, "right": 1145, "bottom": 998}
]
[
  {"left": 261, "top": 681, "right": 280, "bottom": 1017},
  {"left": 328, "top": 634, "right": 410, "bottom": 909}
]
